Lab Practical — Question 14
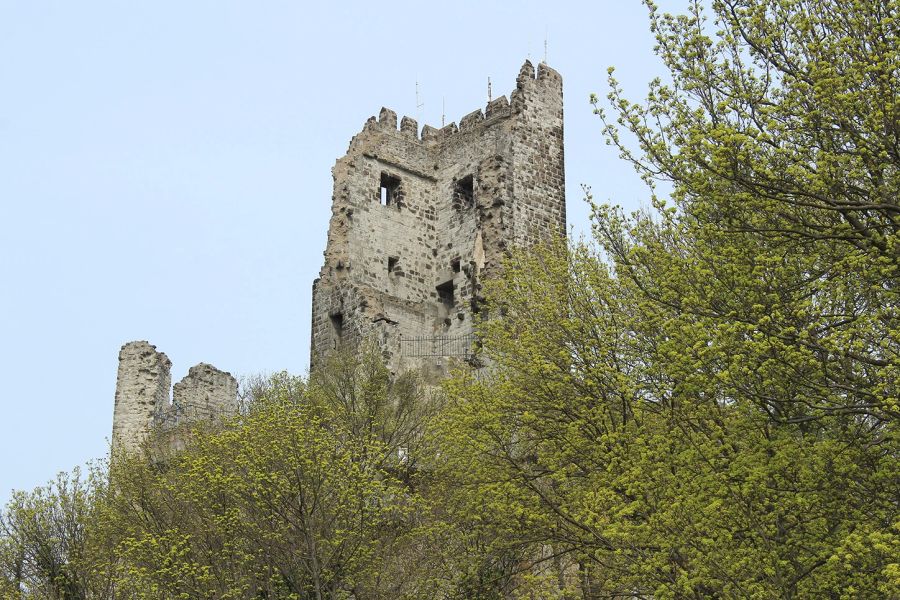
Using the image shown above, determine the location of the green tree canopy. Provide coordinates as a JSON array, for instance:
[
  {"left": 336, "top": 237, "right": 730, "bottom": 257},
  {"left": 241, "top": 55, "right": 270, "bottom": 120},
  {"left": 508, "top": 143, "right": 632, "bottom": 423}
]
[
  {"left": 97, "top": 347, "right": 437, "bottom": 600},
  {"left": 435, "top": 0, "right": 900, "bottom": 597}
]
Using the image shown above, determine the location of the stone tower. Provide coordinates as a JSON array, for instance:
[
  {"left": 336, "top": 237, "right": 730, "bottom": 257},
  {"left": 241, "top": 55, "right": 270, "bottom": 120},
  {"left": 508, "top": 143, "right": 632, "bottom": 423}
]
[
  {"left": 310, "top": 60, "right": 565, "bottom": 375},
  {"left": 111, "top": 341, "right": 239, "bottom": 456}
]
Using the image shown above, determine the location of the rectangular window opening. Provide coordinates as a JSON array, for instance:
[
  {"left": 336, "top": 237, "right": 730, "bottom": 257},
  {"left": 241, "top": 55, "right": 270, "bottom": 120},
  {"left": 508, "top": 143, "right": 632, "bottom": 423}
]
[
  {"left": 451, "top": 258, "right": 461, "bottom": 273},
  {"left": 380, "top": 173, "right": 400, "bottom": 206},
  {"left": 454, "top": 175, "right": 474, "bottom": 209},
  {"left": 388, "top": 256, "right": 399, "bottom": 274},
  {"left": 329, "top": 313, "right": 344, "bottom": 348},
  {"left": 436, "top": 280, "right": 455, "bottom": 313}
]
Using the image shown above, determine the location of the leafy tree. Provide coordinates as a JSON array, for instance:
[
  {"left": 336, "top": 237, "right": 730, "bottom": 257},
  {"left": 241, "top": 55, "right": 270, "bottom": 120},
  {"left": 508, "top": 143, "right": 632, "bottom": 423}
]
[
  {"left": 436, "top": 241, "right": 899, "bottom": 598},
  {"left": 98, "top": 345, "right": 440, "bottom": 600},
  {"left": 307, "top": 344, "right": 441, "bottom": 476},
  {"left": 595, "top": 0, "right": 900, "bottom": 425},
  {"left": 436, "top": 0, "right": 900, "bottom": 597},
  {"left": 0, "top": 347, "right": 447, "bottom": 600},
  {"left": 0, "top": 467, "right": 112, "bottom": 599}
]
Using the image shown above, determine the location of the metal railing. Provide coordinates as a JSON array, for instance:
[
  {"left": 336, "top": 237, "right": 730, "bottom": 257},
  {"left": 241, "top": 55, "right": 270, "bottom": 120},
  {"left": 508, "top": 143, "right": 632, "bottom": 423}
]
[{"left": 399, "top": 334, "right": 477, "bottom": 358}]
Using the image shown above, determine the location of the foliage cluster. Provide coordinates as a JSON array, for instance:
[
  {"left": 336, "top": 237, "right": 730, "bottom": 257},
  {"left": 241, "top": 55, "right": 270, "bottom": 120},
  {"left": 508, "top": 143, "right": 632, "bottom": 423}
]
[{"left": 2, "top": 349, "right": 448, "bottom": 600}]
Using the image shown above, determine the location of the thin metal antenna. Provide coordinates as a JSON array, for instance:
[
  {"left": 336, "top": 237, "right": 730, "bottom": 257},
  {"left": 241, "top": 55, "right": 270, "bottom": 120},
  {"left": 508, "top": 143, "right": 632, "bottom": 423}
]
[
  {"left": 487, "top": 77, "right": 492, "bottom": 102},
  {"left": 415, "top": 80, "right": 424, "bottom": 123},
  {"left": 442, "top": 96, "right": 445, "bottom": 127},
  {"left": 544, "top": 28, "right": 549, "bottom": 63}
]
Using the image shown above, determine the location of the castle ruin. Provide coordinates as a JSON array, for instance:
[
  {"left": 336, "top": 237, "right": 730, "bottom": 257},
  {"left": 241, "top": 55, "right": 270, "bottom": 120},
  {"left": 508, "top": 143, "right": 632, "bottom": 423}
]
[
  {"left": 111, "top": 59, "right": 565, "bottom": 454},
  {"left": 310, "top": 59, "right": 565, "bottom": 376},
  {"left": 111, "top": 341, "right": 238, "bottom": 456}
]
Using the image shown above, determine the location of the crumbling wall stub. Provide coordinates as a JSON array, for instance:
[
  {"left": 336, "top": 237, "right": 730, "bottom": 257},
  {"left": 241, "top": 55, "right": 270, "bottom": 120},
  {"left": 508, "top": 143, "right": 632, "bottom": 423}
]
[
  {"left": 111, "top": 341, "right": 238, "bottom": 457},
  {"left": 153, "top": 363, "right": 238, "bottom": 456},
  {"left": 111, "top": 341, "right": 172, "bottom": 456},
  {"left": 171, "top": 363, "right": 238, "bottom": 417}
]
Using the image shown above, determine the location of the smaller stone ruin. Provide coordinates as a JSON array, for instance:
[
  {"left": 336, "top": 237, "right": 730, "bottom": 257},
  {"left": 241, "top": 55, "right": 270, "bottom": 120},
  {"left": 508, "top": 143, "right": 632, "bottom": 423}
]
[{"left": 111, "top": 340, "right": 238, "bottom": 456}]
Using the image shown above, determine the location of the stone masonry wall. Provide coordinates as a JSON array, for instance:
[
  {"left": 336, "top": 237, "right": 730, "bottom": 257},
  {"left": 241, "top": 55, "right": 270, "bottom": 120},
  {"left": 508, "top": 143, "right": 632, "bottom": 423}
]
[
  {"left": 311, "top": 60, "right": 565, "bottom": 378},
  {"left": 111, "top": 341, "right": 238, "bottom": 456},
  {"left": 511, "top": 62, "right": 566, "bottom": 248},
  {"left": 111, "top": 341, "right": 172, "bottom": 456},
  {"left": 172, "top": 363, "right": 239, "bottom": 418}
]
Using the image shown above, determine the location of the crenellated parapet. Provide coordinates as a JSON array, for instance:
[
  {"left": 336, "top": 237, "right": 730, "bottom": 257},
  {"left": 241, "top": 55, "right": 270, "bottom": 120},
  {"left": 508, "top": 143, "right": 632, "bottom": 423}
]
[
  {"left": 345, "top": 60, "right": 562, "bottom": 148},
  {"left": 459, "top": 109, "right": 484, "bottom": 132},
  {"left": 400, "top": 115, "right": 418, "bottom": 137}
]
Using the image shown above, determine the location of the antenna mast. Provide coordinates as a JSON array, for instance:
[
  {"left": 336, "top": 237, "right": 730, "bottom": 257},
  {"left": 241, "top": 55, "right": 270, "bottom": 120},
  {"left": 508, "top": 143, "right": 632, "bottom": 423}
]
[
  {"left": 544, "top": 28, "right": 549, "bottom": 63},
  {"left": 415, "top": 80, "right": 424, "bottom": 123}
]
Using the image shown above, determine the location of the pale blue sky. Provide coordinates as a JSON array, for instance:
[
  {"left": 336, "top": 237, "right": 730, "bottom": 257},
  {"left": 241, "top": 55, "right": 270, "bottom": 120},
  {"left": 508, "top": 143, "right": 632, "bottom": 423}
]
[{"left": 0, "top": 1, "right": 687, "bottom": 502}]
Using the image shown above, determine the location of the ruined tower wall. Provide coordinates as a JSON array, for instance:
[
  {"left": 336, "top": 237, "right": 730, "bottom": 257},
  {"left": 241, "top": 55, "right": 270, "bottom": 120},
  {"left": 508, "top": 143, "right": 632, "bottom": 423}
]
[
  {"left": 111, "top": 341, "right": 238, "bottom": 456},
  {"left": 510, "top": 62, "right": 566, "bottom": 246},
  {"left": 311, "top": 60, "right": 565, "bottom": 376},
  {"left": 427, "top": 105, "right": 517, "bottom": 344},
  {"left": 311, "top": 110, "right": 440, "bottom": 363},
  {"left": 172, "top": 363, "right": 239, "bottom": 417},
  {"left": 111, "top": 341, "right": 172, "bottom": 456}
]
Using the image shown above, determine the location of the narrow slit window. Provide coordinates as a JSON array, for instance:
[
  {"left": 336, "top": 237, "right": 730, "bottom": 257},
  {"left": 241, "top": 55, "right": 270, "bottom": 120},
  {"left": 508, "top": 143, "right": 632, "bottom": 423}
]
[{"left": 330, "top": 313, "right": 344, "bottom": 348}]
